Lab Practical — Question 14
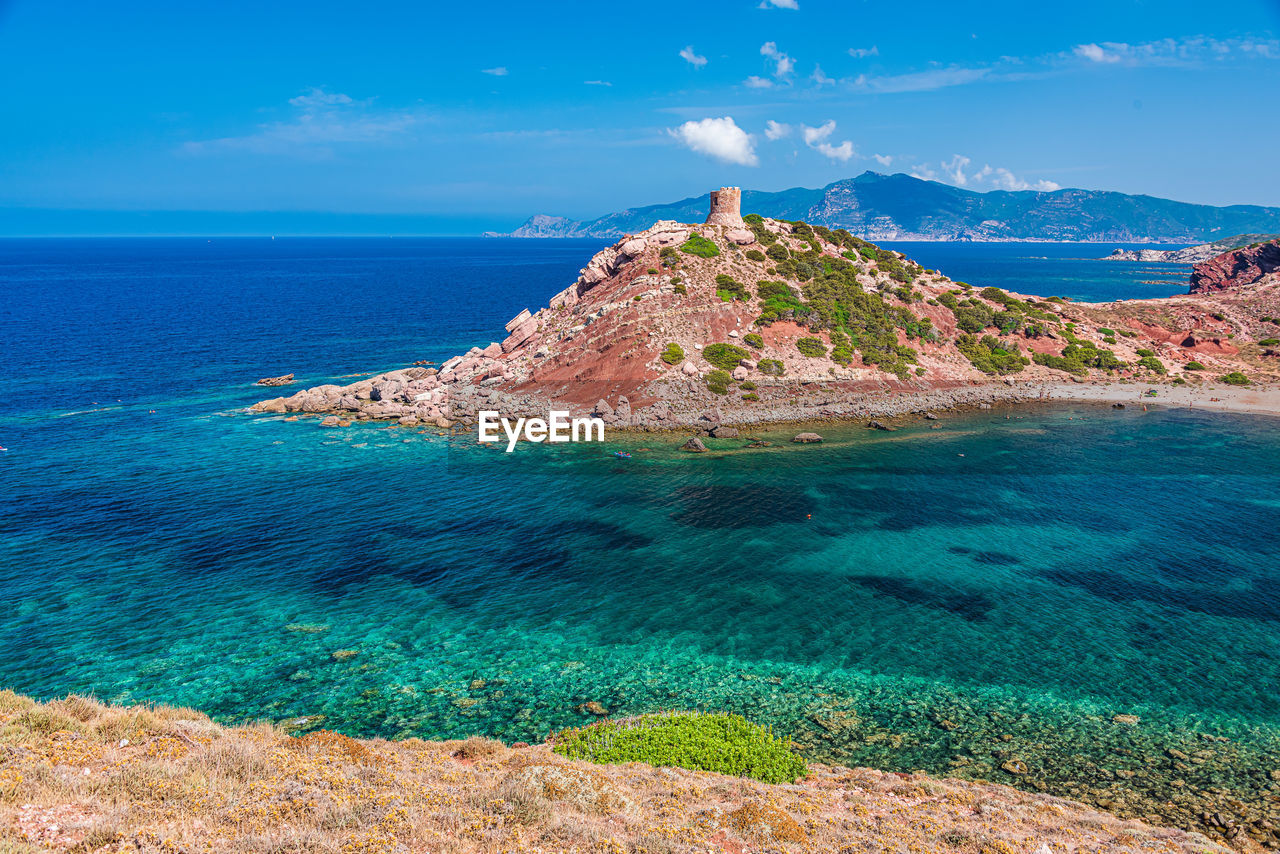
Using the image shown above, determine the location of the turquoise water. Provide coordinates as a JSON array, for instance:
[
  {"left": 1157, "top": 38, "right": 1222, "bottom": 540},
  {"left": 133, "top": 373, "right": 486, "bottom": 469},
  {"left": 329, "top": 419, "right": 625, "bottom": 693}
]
[{"left": 2, "top": 238, "right": 1279, "bottom": 833}]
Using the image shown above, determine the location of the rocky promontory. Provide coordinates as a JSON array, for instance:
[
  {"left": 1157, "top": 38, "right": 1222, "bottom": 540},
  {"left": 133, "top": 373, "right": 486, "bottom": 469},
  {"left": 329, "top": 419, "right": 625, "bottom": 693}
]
[
  {"left": 255, "top": 189, "right": 1279, "bottom": 431},
  {"left": 1190, "top": 238, "right": 1280, "bottom": 293}
]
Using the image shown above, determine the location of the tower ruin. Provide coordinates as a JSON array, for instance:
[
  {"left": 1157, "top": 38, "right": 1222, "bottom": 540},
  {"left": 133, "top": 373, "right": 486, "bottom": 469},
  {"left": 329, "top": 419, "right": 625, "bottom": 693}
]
[{"left": 704, "top": 187, "right": 744, "bottom": 228}]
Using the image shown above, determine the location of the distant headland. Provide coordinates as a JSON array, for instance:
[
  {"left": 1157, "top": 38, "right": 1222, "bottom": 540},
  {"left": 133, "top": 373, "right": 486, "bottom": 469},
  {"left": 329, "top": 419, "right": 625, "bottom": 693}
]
[{"left": 485, "top": 171, "right": 1280, "bottom": 244}]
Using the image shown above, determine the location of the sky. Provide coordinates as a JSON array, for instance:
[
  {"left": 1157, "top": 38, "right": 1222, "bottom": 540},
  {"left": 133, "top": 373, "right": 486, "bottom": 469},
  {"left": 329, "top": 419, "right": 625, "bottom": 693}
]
[{"left": 1, "top": 0, "right": 1279, "bottom": 234}]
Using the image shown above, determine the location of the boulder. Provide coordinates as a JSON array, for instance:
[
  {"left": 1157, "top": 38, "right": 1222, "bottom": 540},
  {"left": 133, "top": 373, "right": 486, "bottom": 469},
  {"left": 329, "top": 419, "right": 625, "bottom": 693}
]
[
  {"left": 725, "top": 228, "right": 756, "bottom": 245},
  {"left": 502, "top": 316, "right": 539, "bottom": 353},
  {"left": 680, "top": 437, "right": 707, "bottom": 453},
  {"left": 254, "top": 397, "right": 287, "bottom": 413},
  {"left": 504, "top": 308, "right": 532, "bottom": 333},
  {"left": 338, "top": 395, "right": 362, "bottom": 412},
  {"left": 615, "top": 396, "right": 632, "bottom": 421},
  {"left": 592, "top": 399, "right": 616, "bottom": 422},
  {"left": 732, "top": 366, "right": 748, "bottom": 381},
  {"left": 256, "top": 373, "right": 295, "bottom": 387},
  {"left": 481, "top": 342, "right": 502, "bottom": 359},
  {"left": 370, "top": 380, "right": 402, "bottom": 401},
  {"left": 320, "top": 416, "right": 340, "bottom": 427},
  {"left": 619, "top": 237, "right": 648, "bottom": 258},
  {"left": 739, "top": 359, "right": 757, "bottom": 370},
  {"left": 681, "top": 360, "right": 699, "bottom": 375},
  {"left": 711, "top": 426, "right": 739, "bottom": 439},
  {"left": 867, "top": 420, "right": 895, "bottom": 431},
  {"left": 792, "top": 432, "right": 823, "bottom": 443}
]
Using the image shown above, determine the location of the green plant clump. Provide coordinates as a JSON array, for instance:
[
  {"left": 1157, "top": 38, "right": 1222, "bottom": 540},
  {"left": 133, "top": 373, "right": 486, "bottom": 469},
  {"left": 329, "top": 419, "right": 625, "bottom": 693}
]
[
  {"left": 1137, "top": 355, "right": 1167, "bottom": 374},
  {"left": 552, "top": 712, "right": 807, "bottom": 784},
  {"left": 660, "top": 343, "right": 685, "bottom": 365},
  {"left": 1220, "top": 371, "right": 1250, "bottom": 386},
  {"left": 714, "top": 273, "right": 749, "bottom": 302},
  {"left": 956, "top": 334, "right": 1028, "bottom": 375},
  {"left": 680, "top": 234, "right": 721, "bottom": 259},
  {"left": 796, "top": 336, "right": 827, "bottom": 358},
  {"left": 1184, "top": 361, "right": 1205, "bottom": 371},
  {"left": 703, "top": 343, "right": 749, "bottom": 370},
  {"left": 1259, "top": 337, "right": 1280, "bottom": 346},
  {"left": 743, "top": 332, "right": 764, "bottom": 349},
  {"left": 757, "top": 358, "right": 785, "bottom": 376},
  {"left": 744, "top": 249, "right": 766, "bottom": 262}
]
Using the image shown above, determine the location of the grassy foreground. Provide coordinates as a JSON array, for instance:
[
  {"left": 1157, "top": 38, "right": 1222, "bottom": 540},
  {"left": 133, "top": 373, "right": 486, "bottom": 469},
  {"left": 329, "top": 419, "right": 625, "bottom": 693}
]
[{"left": 0, "top": 691, "right": 1232, "bottom": 853}]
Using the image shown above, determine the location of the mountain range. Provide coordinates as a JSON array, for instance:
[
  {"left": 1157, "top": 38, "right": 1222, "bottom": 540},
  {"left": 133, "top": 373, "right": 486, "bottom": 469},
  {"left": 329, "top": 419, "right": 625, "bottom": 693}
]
[{"left": 493, "top": 172, "right": 1280, "bottom": 243}]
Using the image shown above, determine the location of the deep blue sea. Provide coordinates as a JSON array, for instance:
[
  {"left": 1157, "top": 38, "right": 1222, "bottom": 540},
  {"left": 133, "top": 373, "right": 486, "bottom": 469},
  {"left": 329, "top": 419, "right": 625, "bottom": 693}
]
[{"left": 2, "top": 238, "right": 1277, "bottom": 821}]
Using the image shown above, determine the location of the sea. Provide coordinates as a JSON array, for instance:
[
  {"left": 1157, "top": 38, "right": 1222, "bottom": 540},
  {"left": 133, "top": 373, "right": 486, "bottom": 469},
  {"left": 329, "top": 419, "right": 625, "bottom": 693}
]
[{"left": 2, "top": 237, "right": 1277, "bottom": 826}]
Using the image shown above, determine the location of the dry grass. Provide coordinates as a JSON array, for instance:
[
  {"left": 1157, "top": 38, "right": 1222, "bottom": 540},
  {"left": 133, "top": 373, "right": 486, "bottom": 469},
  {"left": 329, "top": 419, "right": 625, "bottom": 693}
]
[{"left": 0, "top": 691, "right": 1237, "bottom": 853}]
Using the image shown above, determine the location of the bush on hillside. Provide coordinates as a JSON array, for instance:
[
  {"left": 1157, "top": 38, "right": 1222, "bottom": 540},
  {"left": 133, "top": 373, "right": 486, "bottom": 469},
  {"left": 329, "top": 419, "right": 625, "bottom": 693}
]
[
  {"left": 680, "top": 234, "right": 720, "bottom": 259},
  {"left": 660, "top": 343, "right": 684, "bottom": 365},
  {"left": 552, "top": 712, "right": 807, "bottom": 784},
  {"left": 703, "top": 343, "right": 749, "bottom": 370}
]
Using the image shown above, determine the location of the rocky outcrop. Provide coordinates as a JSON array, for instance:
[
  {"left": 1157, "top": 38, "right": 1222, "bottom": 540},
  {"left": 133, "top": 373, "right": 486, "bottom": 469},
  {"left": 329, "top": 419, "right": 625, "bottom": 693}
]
[
  {"left": 255, "top": 373, "right": 295, "bottom": 386},
  {"left": 1190, "top": 239, "right": 1280, "bottom": 293}
]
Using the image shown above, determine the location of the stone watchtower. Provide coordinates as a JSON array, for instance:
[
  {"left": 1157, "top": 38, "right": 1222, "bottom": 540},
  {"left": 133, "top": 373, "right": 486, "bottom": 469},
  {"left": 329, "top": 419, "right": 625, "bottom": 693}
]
[{"left": 704, "top": 187, "right": 745, "bottom": 228}]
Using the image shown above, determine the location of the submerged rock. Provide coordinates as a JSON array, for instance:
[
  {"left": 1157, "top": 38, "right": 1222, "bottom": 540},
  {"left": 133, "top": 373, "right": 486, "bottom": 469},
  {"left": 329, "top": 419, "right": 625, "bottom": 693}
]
[
  {"left": 792, "top": 432, "right": 823, "bottom": 443},
  {"left": 680, "top": 437, "right": 708, "bottom": 453},
  {"left": 256, "top": 373, "right": 295, "bottom": 386}
]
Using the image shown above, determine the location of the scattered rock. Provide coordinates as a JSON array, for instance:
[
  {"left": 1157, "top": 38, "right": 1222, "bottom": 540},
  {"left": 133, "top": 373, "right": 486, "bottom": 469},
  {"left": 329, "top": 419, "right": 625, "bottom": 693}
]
[
  {"left": 256, "top": 373, "right": 295, "bottom": 387},
  {"left": 1001, "top": 759, "right": 1029, "bottom": 776},
  {"left": 1112, "top": 403, "right": 1126, "bottom": 409},
  {"left": 924, "top": 412, "right": 938, "bottom": 420},
  {"left": 681, "top": 437, "right": 708, "bottom": 453},
  {"left": 792, "top": 432, "right": 823, "bottom": 443},
  {"left": 867, "top": 420, "right": 894, "bottom": 431},
  {"left": 320, "top": 416, "right": 340, "bottom": 427},
  {"left": 710, "top": 426, "right": 739, "bottom": 439},
  {"left": 1112, "top": 714, "right": 1140, "bottom": 725}
]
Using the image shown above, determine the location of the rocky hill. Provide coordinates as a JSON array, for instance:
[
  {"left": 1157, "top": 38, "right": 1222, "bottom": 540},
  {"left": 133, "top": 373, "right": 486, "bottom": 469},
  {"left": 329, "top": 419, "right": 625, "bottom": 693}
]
[
  {"left": 1106, "top": 233, "right": 1280, "bottom": 264},
  {"left": 256, "top": 189, "right": 1279, "bottom": 432},
  {"left": 1191, "top": 238, "right": 1280, "bottom": 293},
  {"left": 0, "top": 691, "right": 1236, "bottom": 854},
  {"left": 494, "top": 172, "right": 1280, "bottom": 243}
]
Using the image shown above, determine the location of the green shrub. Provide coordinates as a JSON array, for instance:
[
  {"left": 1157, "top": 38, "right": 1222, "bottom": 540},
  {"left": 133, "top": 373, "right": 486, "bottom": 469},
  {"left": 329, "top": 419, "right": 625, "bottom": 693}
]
[
  {"left": 758, "top": 358, "right": 785, "bottom": 376},
  {"left": 831, "top": 345, "right": 853, "bottom": 365},
  {"left": 1117, "top": 328, "right": 1136, "bottom": 337},
  {"left": 703, "top": 343, "right": 749, "bottom": 370},
  {"left": 743, "top": 213, "right": 764, "bottom": 225},
  {"left": 714, "top": 274, "right": 749, "bottom": 302},
  {"left": 743, "top": 333, "right": 764, "bottom": 349},
  {"left": 1184, "top": 361, "right": 1205, "bottom": 371},
  {"left": 633, "top": 295, "right": 642, "bottom": 301},
  {"left": 766, "top": 243, "right": 790, "bottom": 262},
  {"left": 744, "top": 249, "right": 766, "bottom": 262},
  {"left": 680, "top": 234, "right": 720, "bottom": 259},
  {"left": 953, "top": 303, "right": 994, "bottom": 333},
  {"left": 1135, "top": 348, "right": 1156, "bottom": 358},
  {"left": 647, "top": 268, "right": 658, "bottom": 275},
  {"left": 796, "top": 336, "right": 827, "bottom": 358},
  {"left": 915, "top": 367, "right": 926, "bottom": 376},
  {"left": 660, "top": 343, "right": 684, "bottom": 365},
  {"left": 674, "top": 281, "right": 687, "bottom": 295},
  {"left": 1137, "top": 355, "right": 1167, "bottom": 374},
  {"left": 741, "top": 392, "right": 760, "bottom": 401},
  {"left": 706, "top": 369, "right": 733, "bottom": 387},
  {"left": 739, "top": 380, "right": 757, "bottom": 390},
  {"left": 1220, "top": 371, "right": 1250, "bottom": 386},
  {"left": 1097, "top": 327, "right": 1115, "bottom": 336},
  {"left": 956, "top": 333, "right": 1028, "bottom": 375},
  {"left": 1259, "top": 337, "right": 1280, "bottom": 346},
  {"left": 659, "top": 246, "right": 679, "bottom": 268},
  {"left": 553, "top": 712, "right": 806, "bottom": 784}
]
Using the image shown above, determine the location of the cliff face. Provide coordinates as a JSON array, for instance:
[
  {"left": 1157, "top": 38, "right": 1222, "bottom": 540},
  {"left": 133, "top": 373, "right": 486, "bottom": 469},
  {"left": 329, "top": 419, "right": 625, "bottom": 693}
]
[
  {"left": 497, "top": 172, "right": 1280, "bottom": 243},
  {"left": 1190, "top": 239, "right": 1280, "bottom": 293},
  {"left": 255, "top": 201, "right": 1279, "bottom": 431}
]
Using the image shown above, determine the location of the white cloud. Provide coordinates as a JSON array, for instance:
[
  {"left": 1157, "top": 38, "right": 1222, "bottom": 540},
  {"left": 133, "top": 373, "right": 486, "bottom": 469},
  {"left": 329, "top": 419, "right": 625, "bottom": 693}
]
[
  {"left": 848, "top": 46, "right": 879, "bottom": 58},
  {"left": 668, "top": 116, "right": 758, "bottom": 166},
  {"left": 811, "top": 64, "right": 835, "bottom": 86},
  {"left": 801, "top": 120, "right": 835, "bottom": 145},
  {"left": 183, "top": 87, "right": 420, "bottom": 157},
  {"left": 680, "top": 45, "right": 708, "bottom": 68},
  {"left": 799, "top": 120, "right": 856, "bottom": 162},
  {"left": 817, "top": 141, "right": 855, "bottom": 162},
  {"left": 764, "top": 120, "right": 791, "bottom": 140},
  {"left": 758, "top": 0, "right": 799, "bottom": 7},
  {"left": 1074, "top": 43, "right": 1121, "bottom": 64},
  {"left": 481, "top": 67, "right": 509, "bottom": 76},
  {"left": 913, "top": 156, "right": 1059, "bottom": 191},
  {"left": 873, "top": 153, "right": 893, "bottom": 167},
  {"left": 584, "top": 80, "right": 612, "bottom": 86},
  {"left": 288, "top": 88, "right": 353, "bottom": 108},
  {"left": 744, "top": 75, "right": 774, "bottom": 88},
  {"left": 760, "top": 42, "right": 795, "bottom": 77}
]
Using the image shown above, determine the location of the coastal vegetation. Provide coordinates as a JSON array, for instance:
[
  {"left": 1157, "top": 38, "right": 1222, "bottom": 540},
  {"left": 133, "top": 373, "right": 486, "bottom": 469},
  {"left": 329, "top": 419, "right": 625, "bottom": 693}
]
[
  {"left": 660, "top": 343, "right": 685, "bottom": 365},
  {"left": 552, "top": 711, "right": 807, "bottom": 785},
  {"left": 1220, "top": 371, "right": 1251, "bottom": 385},
  {"left": 679, "top": 234, "right": 720, "bottom": 259},
  {"left": 743, "top": 332, "right": 764, "bottom": 349},
  {"left": 795, "top": 336, "right": 827, "bottom": 358},
  {"left": 702, "top": 343, "right": 749, "bottom": 370},
  {"left": 956, "top": 334, "right": 1028, "bottom": 375}
]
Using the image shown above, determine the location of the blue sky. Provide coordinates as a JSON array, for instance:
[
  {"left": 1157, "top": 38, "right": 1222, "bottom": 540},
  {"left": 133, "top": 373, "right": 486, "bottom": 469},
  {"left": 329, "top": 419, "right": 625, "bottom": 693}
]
[{"left": 2, "top": 0, "right": 1279, "bottom": 234}]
